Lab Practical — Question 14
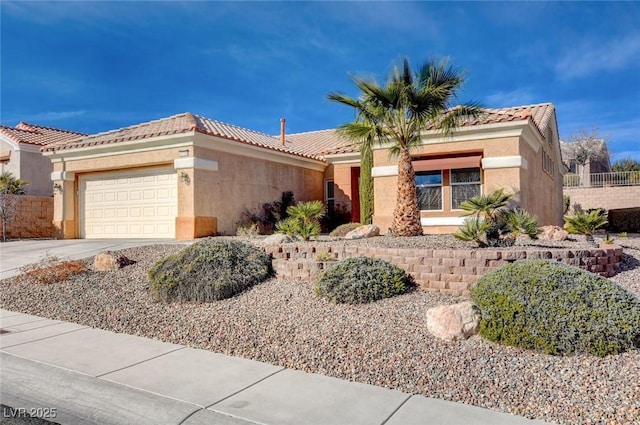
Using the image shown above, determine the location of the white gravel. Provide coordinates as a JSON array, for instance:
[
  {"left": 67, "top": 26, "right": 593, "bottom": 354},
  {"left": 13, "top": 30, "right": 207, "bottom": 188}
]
[{"left": 1, "top": 234, "right": 639, "bottom": 425}]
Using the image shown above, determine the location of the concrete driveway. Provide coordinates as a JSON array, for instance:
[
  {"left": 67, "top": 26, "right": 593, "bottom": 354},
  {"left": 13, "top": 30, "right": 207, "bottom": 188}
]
[{"left": 0, "top": 239, "right": 182, "bottom": 279}]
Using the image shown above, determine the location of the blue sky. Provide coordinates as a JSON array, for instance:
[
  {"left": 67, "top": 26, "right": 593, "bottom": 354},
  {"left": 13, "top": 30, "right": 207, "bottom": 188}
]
[{"left": 1, "top": 1, "right": 639, "bottom": 161}]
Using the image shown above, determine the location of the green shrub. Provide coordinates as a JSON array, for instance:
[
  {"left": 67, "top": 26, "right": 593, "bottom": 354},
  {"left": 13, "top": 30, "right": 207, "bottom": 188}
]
[
  {"left": 148, "top": 238, "right": 273, "bottom": 302},
  {"left": 329, "top": 222, "right": 362, "bottom": 237},
  {"left": 315, "top": 257, "right": 415, "bottom": 304},
  {"left": 471, "top": 260, "right": 640, "bottom": 356}
]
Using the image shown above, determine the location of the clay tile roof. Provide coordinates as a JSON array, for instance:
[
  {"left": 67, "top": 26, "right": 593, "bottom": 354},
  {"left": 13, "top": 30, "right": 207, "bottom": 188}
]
[
  {"left": 0, "top": 122, "right": 86, "bottom": 146},
  {"left": 43, "top": 112, "right": 325, "bottom": 161},
  {"left": 42, "top": 113, "right": 198, "bottom": 152},
  {"left": 437, "top": 102, "right": 555, "bottom": 139},
  {"left": 284, "top": 129, "right": 356, "bottom": 157}
]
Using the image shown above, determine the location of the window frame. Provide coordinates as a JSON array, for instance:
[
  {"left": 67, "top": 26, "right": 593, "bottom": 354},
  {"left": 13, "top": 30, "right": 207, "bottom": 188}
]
[
  {"left": 415, "top": 170, "right": 443, "bottom": 212},
  {"left": 450, "top": 167, "right": 482, "bottom": 211},
  {"left": 325, "top": 179, "right": 335, "bottom": 214}
]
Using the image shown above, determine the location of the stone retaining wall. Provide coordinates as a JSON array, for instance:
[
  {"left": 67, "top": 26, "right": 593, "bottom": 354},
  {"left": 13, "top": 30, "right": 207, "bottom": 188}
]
[
  {"left": 4, "top": 195, "right": 53, "bottom": 239},
  {"left": 264, "top": 244, "right": 623, "bottom": 296}
]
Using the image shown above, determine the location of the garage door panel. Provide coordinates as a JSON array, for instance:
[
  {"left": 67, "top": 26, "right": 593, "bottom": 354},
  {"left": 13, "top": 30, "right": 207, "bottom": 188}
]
[{"left": 80, "top": 168, "right": 177, "bottom": 239}]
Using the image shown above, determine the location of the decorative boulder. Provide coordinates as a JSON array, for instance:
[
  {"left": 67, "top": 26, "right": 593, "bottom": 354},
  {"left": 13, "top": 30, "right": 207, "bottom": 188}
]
[
  {"left": 344, "top": 224, "right": 380, "bottom": 240},
  {"left": 260, "top": 233, "right": 293, "bottom": 245},
  {"left": 426, "top": 301, "right": 481, "bottom": 341},
  {"left": 93, "top": 251, "right": 135, "bottom": 271},
  {"left": 538, "top": 225, "right": 569, "bottom": 241}
]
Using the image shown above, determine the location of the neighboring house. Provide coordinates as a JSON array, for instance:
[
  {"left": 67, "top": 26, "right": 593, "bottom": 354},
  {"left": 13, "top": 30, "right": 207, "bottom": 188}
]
[
  {"left": 560, "top": 139, "right": 612, "bottom": 187},
  {"left": 42, "top": 102, "right": 564, "bottom": 240},
  {"left": 0, "top": 123, "right": 86, "bottom": 195}
]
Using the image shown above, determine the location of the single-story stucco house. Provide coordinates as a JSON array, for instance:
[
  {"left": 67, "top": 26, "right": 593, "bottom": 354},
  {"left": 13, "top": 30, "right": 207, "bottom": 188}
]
[
  {"left": 41, "top": 102, "right": 564, "bottom": 240},
  {"left": 0, "top": 123, "right": 86, "bottom": 196}
]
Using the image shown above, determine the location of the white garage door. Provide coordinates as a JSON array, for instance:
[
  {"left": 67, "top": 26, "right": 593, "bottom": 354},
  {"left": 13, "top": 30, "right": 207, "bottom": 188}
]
[{"left": 79, "top": 167, "right": 178, "bottom": 238}]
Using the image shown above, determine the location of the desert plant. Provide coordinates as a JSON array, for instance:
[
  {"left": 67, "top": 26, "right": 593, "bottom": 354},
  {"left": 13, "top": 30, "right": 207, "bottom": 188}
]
[
  {"left": 471, "top": 259, "right": 640, "bottom": 356},
  {"left": 148, "top": 238, "right": 273, "bottom": 302},
  {"left": 453, "top": 217, "right": 490, "bottom": 247},
  {"left": 329, "top": 222, "right": 362, "bottom": 237},
  {"left": 456, "top": 189, "right": 538, "bottom": 247},
  {"left": 619, "top": 232, "right": 628, "bottom": 238},
  {"left": 17, "top": 255, "right": 88, "bottom": 285},
  {"left": 315, "top": 257, "right": 415, "bottom": 304},
  {"left": 276, "top": 200, "right": 324, "bottom": 241},
  {"left": 564, "top": 209, "right": 608, "bottom": 246},
  {"left": 236, "top": 223, "right": 260, "bottom": 238},
  {"left": 563, "top": 195, "right": 571, "bottom": 215},
  {"left": 499, "top": 208, "right": 540, "bottom": 240}
]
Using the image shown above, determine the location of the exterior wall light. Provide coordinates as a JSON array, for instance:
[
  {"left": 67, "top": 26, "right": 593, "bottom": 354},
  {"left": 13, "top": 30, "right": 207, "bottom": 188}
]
[
  {"left": 179, "top": 171, "right": 191, "bottom": 185},
  {"left": 53, "top": 183, "right": 63, "bottom": 194}
]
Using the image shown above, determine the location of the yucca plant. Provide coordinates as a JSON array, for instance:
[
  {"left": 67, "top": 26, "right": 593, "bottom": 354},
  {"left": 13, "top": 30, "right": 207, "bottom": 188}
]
[
  {"left": 564, "top": 209, "right": 608, "bottom": 246},
  {"left": 276, "top": 200, "right": 325, "bottom": 241}
]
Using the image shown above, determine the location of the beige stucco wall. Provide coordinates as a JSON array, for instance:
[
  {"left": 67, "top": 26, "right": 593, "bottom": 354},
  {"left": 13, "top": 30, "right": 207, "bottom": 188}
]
[
  {"left": 372, "top": 136, "right": 522, "bottom": 233},
  {"left": 517, "top": 138, "right": 564, "bottom": 226},
  {"left": 324, "top": 163, "right": 355, "bottom": 212},
  {"left": 194, "top": 145, "right": 324, "bottom": 234},
  {"left": 0, "top": 141, "right": 54, "bottom": 196}
]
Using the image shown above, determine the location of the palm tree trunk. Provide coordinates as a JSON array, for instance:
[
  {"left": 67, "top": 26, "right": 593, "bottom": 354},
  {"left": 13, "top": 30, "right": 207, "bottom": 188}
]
[{"left": 391, "top": 147, "right": 423, "bottom": 236}]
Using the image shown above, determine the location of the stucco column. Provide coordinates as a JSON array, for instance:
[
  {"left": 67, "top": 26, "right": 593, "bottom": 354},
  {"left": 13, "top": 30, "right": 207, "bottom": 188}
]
[
  {"left": 51, "top": 171, "right": 76, "bottom": 239},
  {"left": 174, "top": 157, "right": 218, "bottom": 240}
]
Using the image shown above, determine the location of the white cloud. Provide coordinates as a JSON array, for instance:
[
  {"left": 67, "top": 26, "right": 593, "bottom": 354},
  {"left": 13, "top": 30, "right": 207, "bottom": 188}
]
[{"left": 555, "top": 34, "right": 640, "bottom": 80}]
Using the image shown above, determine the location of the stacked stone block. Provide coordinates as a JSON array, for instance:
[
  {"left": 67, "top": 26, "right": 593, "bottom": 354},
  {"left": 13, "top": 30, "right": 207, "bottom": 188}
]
[
  {"left": 264, "top": 244, "right": 623, "bottom": 296},
  {"left": 5, "top": 195, "right": 53, "bottom": 239}
]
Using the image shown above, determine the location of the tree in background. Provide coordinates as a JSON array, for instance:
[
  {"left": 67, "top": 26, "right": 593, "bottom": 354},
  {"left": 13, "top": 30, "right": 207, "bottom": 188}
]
[
  {"left": 562, "top": 128, "right": 609, "bottom": 185},
  {"left": 612, "top": 157, "right": 640, "bottom": 172},
  {"left": 0, "top": 172, "right": 30, "bottom": 241},
  {"left": 329, "top": 58, "right": 483, "bottom": 236}
]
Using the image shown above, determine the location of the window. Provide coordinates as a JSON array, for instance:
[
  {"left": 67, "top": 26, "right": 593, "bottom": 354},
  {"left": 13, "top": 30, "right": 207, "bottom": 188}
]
[
  {"left": 451, "top": 168, "right": 481, "bottom": 209},
  {"left": 415, "top": 171, "right": 442, "bottom": 211},
  {"left": 542, "top": 150, "right": 555, "bottom": 177},
  {"left": 325, "top": 180, "right": 335, "bottom": 213}
]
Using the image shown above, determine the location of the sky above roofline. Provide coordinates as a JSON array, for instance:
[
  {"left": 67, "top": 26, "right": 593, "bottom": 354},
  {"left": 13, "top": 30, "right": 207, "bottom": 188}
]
[{"left": 1, "top": 1, "right": 639, "bottom": 162}]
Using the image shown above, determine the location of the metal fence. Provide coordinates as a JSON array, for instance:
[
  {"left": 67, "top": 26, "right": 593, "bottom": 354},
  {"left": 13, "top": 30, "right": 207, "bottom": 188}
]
[{"left": 563, "top": 171, "right": 640, "bottom": 188}]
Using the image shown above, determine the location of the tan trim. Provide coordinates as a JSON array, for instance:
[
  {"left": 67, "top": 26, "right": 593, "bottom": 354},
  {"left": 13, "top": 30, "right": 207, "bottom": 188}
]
[
  {"left": 51, "top": 171, "right": 75, "bottom": 181},
  {"left": 482, "top": 156, "right": 528, "bottom": 170},
  {"left": 413, "top": 155, "right": 482, "bottom": 172},
  {"left": 371, "top": 165, "right": 398, "bottom": 177},
  {"left": 174, "top": 157, "right": 219, "bottom": 171},
  {"left": 421, "top": 216, "right": 466, "bottom": 226},
  {"left": 324, "top": 152, "right": 360, "bottom": 164}
]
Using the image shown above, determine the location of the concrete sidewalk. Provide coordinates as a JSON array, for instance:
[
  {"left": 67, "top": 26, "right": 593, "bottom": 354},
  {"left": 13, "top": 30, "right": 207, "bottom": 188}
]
[
  {"left": 0, "top": 239, "right": 183, "bottom": 280},
  {"left": 0, "top": 309, "right": 550, "bottom": 425}
]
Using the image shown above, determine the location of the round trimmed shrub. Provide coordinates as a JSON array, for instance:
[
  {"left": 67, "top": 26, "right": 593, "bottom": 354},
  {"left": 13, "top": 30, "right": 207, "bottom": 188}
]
[
  {"left": 148, "top": 238, "right": 273, "bottom": 302},
  {"left": 315, "top": 257, "right": 415, "bottom": 304},
  {"left": 470, "top": 259, "right": 640, "bottom": 356}
]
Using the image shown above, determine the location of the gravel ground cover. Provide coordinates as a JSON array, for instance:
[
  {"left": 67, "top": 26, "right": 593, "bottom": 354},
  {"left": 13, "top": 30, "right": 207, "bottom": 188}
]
[{"left": 1, "top": 234, "right": 639, "bottom": 425}]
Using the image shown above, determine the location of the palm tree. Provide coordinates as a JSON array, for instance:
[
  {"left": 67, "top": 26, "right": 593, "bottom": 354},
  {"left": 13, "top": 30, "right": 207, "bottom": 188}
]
[
  {"left": 328, "top": 58, "right": 483, "bottom": 236},
  {"left": 459, "top": 188, "right": 512, "bottom": 221}
]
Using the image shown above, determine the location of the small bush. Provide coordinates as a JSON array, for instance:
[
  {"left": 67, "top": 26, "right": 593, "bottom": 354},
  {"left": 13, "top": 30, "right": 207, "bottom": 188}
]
[
  {"left": 236, "top": 223, "right": 260, "bottom": 238},
  {"left": 471, "top": 260, "right": 640, "bottom": 356},
  {"left": 329, "top": 222, "right": 362, "bottom": 237},
  {"left": 315, "top": 257, "right": 415, "bottom": 304},
  {"left": 315, "top": 251, "right": 336, "bottom": 262},
  {"left": 148, "top": 238, "right": 273, "bottom": 302},
  {"left": 17, "top": 256, "right": 88, "bottom": 285}
]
